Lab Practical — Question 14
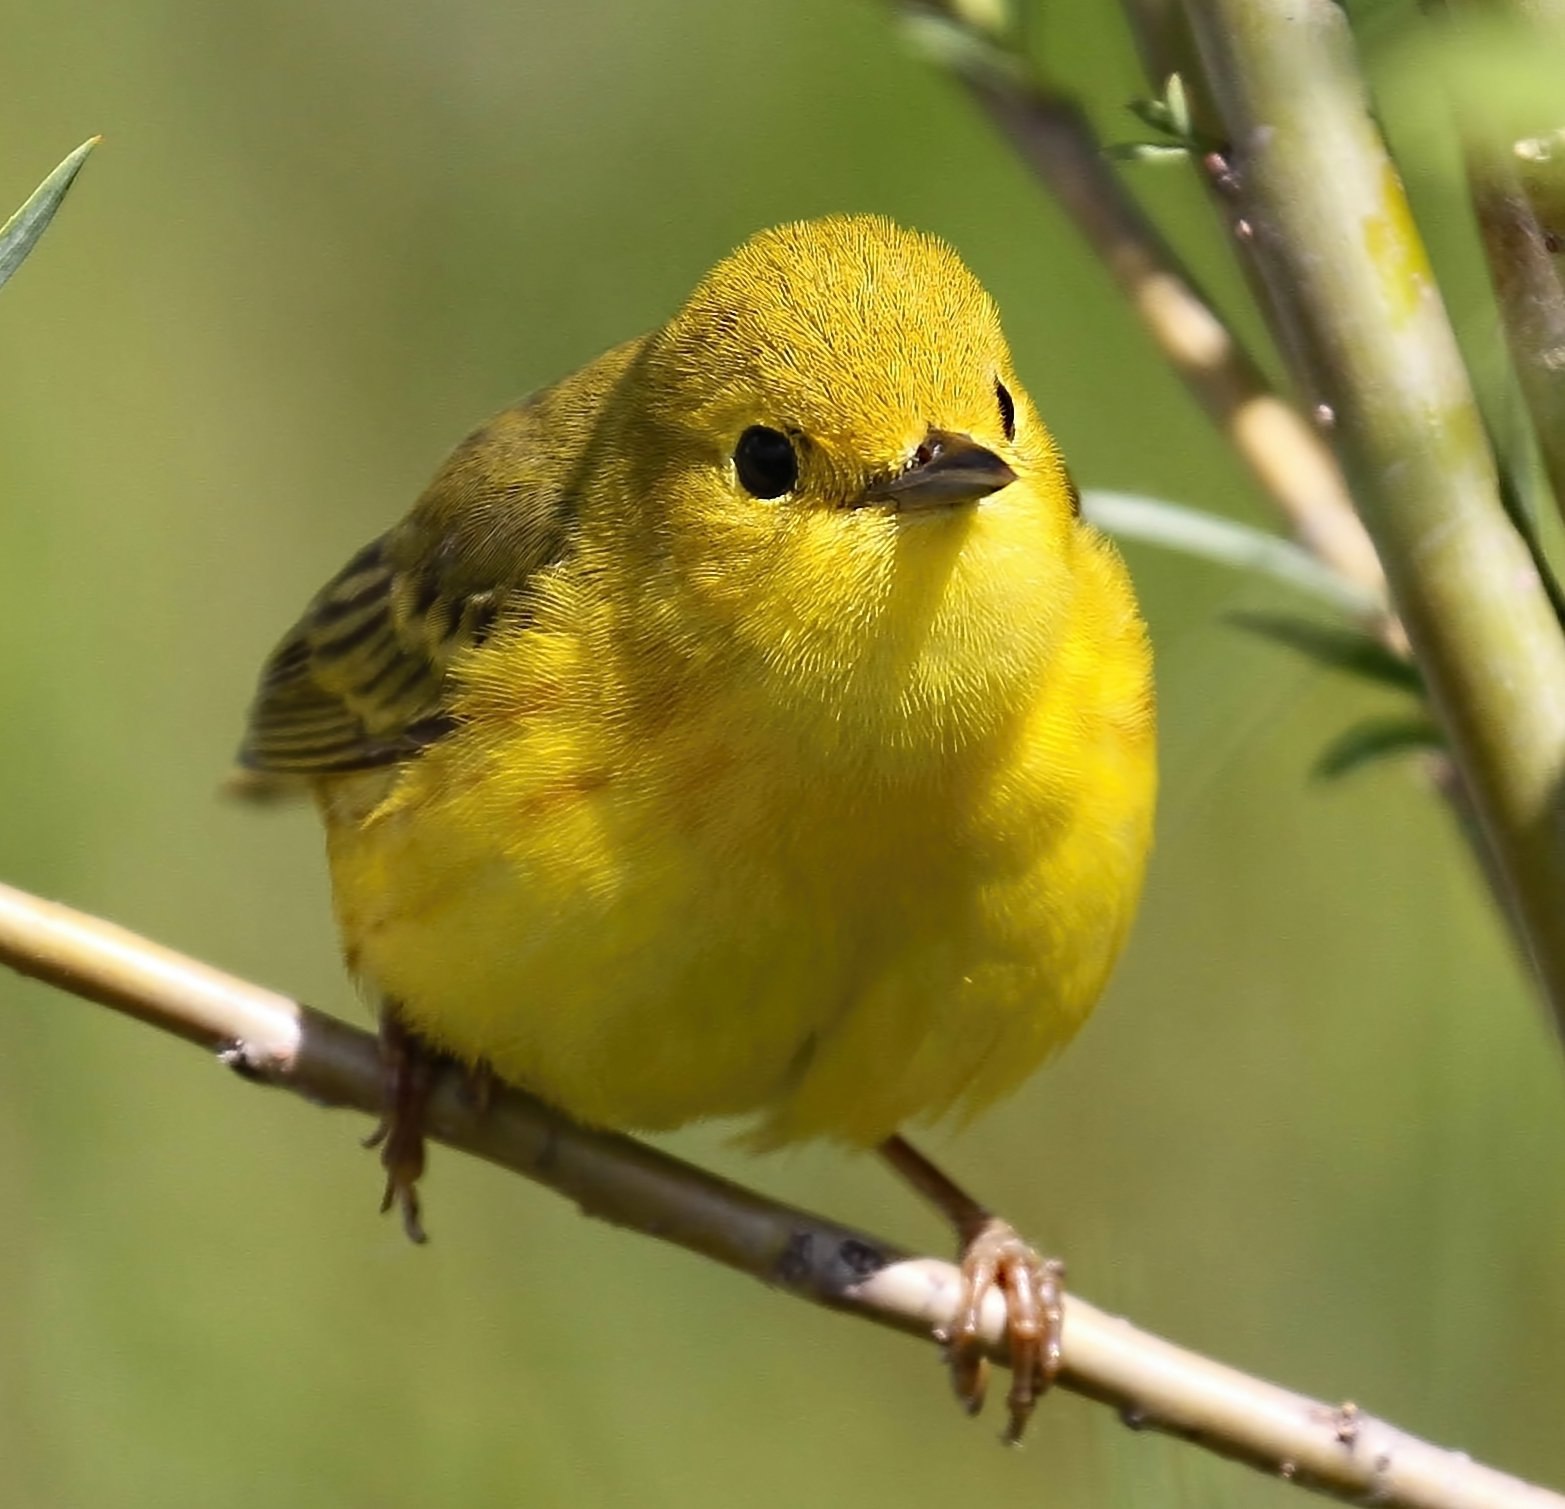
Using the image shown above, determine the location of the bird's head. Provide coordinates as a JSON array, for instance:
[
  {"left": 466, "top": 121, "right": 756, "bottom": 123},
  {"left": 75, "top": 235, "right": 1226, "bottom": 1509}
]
[{"left": 603, "top": 215, "right": 1090, "bottom": 743}]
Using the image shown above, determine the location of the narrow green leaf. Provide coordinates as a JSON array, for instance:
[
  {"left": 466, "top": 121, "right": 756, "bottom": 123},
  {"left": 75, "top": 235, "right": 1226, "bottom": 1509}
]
[
  {"left": 1127, "top": 74, "right": 1190, "bottom": 141},
  {"left": 1313, "top": 715, "right": 1445, "bottom": 781},
  {"left": 1105, "top": 142, "right": 1192, "bottom": 164},
  {"left": 0, "top": 137, "right": 99, "bottom": 294},
  {"left": 896, "top": 9, "right": 1023, "bottom": 85},
  {"left": 1081, "top": 490, "right": 1385, "bottom": 623},
  {"left": 1226, "top": 610, "right": 1425, "bottom": 694},
  {"left": 1164, "top": 73, "right": 1191, "bottom": 140}
]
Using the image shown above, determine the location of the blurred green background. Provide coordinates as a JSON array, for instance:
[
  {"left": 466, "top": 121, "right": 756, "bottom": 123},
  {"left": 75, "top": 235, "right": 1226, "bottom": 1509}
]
[{"left": 3, "top": 2, "right": 1563, "bottom": 1505}]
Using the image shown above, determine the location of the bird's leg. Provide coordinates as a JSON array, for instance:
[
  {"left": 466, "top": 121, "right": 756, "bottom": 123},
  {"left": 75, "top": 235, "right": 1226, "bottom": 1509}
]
[
  {"left": 463, "top": 1056, "right": 497, "bottom": 1116},
  {"left": 879, "top": 1134, "right": 1065, "bottom": 1444},
  {"left": 363, "top": 1003, "right": 435, "bottom": 1244},
  {"left": 362, "top": 1007, "right": 497, "bottom": 1243}
]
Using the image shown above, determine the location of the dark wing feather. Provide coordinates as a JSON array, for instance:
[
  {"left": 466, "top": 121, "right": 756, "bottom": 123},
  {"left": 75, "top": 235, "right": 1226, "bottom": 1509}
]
[{"left": 237, "top": 394, "right": 574, "bottom": 778}]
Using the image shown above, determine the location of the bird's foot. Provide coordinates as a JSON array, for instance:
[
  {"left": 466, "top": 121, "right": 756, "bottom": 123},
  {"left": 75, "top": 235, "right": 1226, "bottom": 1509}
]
[
  {"left": 363, "top": 1007, "right": 435, "bottom": 1244},
  {"left": 939, "top": 1218, "right": 1065, "bottom": 1445},
  {"left": 878, "top": 1137, "right": 1066, "bottom": 1443}
]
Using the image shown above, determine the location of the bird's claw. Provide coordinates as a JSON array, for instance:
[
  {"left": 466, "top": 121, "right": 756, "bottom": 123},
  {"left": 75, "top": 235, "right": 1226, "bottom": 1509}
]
[
  {"left": 941, "top": 1218, "right": 1065, "bottom": 1444},
  {"left": 364, "top": 1008, "right": 434, "bottom": 1244}
]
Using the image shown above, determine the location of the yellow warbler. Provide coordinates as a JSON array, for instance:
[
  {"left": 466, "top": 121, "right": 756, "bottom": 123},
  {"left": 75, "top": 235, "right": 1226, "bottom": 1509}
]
[{"left": 239, "top": 214, "right": 1155, "bottom": 1436}]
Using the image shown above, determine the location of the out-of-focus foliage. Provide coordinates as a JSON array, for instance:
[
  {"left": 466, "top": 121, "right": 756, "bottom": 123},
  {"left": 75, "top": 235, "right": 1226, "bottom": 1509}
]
[
  {"left": 1083, "top": 491, "right": 1386, "bottom": 621},
  {"left": 1374, "top": 13, "right": 1565, "bottom": 156},
  {"left": 2, "top": 3, "right": 1562, "bottom": 1506}
]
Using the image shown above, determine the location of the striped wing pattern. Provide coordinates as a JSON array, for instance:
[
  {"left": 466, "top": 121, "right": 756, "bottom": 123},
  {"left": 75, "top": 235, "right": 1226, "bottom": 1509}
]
[{"left": 238, "top": 535, "right": 508, "bottom": 775}]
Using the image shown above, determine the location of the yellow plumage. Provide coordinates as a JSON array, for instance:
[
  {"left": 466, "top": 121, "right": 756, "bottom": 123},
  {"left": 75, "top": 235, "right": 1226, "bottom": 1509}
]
[{"left": 241, "top": 214, "right": 1155, "bottom": 1151}]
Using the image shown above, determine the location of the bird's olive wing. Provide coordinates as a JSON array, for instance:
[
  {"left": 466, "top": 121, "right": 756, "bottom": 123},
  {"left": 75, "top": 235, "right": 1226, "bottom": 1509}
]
[{"left": 237, "top": 397, "right": 573, "bottom": 777}]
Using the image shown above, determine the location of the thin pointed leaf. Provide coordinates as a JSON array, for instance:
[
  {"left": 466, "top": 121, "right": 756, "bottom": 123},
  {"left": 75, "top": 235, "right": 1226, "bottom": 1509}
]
[
  {"left": 1081, "top": 490, "right": 1386, "bottom": 623},
  {"left": 896, "top": 9, "right": 1024, "bottom": 86},
  {"left": 1127, "top": 75, "right": 1189, "bottom": 140},
  {"left": 1106, "top": 142, "right": 1192, "bottom": 164},
  {"left": 1164, "top": 73, "right": 1191, "bottom": 139},
  {"left": 1128, "top": 97, "right": 1176, "bottom": 134},
  {"left": 0, "top": 137, "right": 99, "bottom": 293},
  {"left": 1313, "top": 715, "right": 1445, "bottom": 781},
  {"left": 1226, "top": 610, "right": 1425, "bottom": 694}
]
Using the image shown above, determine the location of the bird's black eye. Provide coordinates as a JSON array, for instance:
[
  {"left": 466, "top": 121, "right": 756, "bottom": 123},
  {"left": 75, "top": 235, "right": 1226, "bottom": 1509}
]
[
  {"left": 995, "top": 379, "right": 1016, "bottom": 442},
  {"left": 734, "top": 426, "right": 799, "bottom": 499}
]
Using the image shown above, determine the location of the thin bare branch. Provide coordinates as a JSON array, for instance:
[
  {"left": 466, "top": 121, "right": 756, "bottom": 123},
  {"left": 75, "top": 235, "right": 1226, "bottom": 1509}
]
[{"left": 1, "top": 878, "right": 1558, "bottom": 1509}]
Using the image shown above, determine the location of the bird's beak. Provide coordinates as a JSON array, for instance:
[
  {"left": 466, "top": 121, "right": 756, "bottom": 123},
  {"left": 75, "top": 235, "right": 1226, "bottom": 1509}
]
[{"left": 855, "top": 431, "right": 1016, "bottom": 512}]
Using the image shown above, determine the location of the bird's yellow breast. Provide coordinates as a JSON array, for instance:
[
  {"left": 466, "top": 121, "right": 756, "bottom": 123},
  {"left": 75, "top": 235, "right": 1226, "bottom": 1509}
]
[{"left": 321, "top": 482, "right": 1154, "bottom": 1147}]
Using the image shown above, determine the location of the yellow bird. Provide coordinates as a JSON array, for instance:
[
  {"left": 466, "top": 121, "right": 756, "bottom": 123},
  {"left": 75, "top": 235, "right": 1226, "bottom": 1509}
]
[{"left": 239, "top": 215, "right": 1155, "bottom": 1438}]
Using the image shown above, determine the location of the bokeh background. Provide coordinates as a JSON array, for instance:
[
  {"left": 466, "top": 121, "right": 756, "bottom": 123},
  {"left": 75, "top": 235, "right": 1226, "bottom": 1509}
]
[{"left": 4, "top": 2, "right": 1563, "bottom": 1505}]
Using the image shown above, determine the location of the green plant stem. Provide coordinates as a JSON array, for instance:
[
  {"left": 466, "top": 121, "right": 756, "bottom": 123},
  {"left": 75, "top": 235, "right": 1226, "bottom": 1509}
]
[
  {"left": 1179, "top": 0, "right": 1565, "bottom": 1035},
  {"left": 1, "top": 879, "right": 1560, "bottom": 1509}
]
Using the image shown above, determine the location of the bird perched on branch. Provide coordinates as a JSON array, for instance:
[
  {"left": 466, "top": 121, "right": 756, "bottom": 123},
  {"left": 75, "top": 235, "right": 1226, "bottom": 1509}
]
[{"left": 237, "top": 214, "right": 1156, "bottom": 1440}]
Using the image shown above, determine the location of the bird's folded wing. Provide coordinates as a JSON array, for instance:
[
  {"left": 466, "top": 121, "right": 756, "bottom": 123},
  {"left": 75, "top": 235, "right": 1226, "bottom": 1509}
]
[{"left": 237, "top": 396, "right": 572, "bottom": 778}]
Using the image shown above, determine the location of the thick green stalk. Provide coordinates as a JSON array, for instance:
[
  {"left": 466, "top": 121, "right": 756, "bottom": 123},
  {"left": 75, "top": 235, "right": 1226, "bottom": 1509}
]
[{"left": 1181, "top": 0, "right": 1565, "bottom": 1032}]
